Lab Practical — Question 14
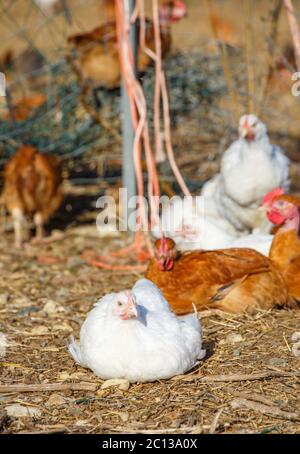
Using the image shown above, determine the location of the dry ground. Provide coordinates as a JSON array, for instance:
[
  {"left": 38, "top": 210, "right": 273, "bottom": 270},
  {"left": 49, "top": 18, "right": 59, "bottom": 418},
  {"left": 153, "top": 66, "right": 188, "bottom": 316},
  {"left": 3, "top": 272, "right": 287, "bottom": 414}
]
[
  {"left": 1, "top": 0, "right": 300, "bottom": 435},
  {"left": 0, "top": 197, "right": 300, "bottom": 434}
]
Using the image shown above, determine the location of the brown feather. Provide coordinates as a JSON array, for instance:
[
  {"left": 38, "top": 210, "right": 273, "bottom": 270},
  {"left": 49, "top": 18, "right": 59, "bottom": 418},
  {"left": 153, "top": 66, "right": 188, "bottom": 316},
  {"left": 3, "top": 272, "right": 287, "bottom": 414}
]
[
  {"left": 67, "top": 6, "right": 175, "bottom": 89},
  {"left": 146, "top": 246, "right": 291, "bottom": 314},
  {"left": 270, "top": 229, "right": 300, "bottom": 301},
  {"left": 2, "top": 145, "right": 63, "bottom": 245}
]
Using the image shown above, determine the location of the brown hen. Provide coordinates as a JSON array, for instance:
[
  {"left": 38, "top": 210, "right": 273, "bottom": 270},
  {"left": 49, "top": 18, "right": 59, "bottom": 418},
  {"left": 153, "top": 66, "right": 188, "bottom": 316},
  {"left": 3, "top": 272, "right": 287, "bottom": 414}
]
[
  {"left": 262, "top": 188, "right": 300, "bottom": 302},
  {"left": 145, "top": 237, "right": 291, "bottom": 314},
  {"left": 2, "top": 145, "right": 63, "bottom": 247},
  {"left": 67, "top": 0, "right": 186, "bottom": 89},
  {"left": 6, "top": 94, "right": 46, "bottom": 122}
]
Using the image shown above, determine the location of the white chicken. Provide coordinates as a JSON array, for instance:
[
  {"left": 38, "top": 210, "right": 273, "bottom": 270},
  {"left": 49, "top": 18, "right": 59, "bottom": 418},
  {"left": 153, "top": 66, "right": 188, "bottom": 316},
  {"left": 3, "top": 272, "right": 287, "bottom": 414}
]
[
  {"left": 68, "top": 279, "right": 205, "bottom": 382},
  {"left": 201, "top": 114, "right": 290, "bottom": 234},
  {"left": 152, "top": 196, "right": 273, "bottom": 256},
  {"left": 0, "top": 332, "right": 7, "bottom": 358}
]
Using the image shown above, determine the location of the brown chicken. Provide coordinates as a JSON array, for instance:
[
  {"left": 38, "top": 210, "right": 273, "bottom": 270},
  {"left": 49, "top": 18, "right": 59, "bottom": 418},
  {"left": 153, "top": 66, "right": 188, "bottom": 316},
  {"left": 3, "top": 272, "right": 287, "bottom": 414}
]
[
  {"left": 5, "top": 94, "right": 46, "bottom": 122},
  {"left": 262, "top": 188, "right": 300, "bottom": 302},
  {"left": 67, "top": 0, "right": 187, "bottom": 89},
  {"left": 209, "top": 11, "right": 238, "bottom": 48},
  {"left": 145, "top": 237, "right": 291, "bottom": 314},
  {"left": 267, "top": 44, "right": 296, "bottom": 92},
  {"left": 2, "top": 145, "right": 63, "bottom": 247}
]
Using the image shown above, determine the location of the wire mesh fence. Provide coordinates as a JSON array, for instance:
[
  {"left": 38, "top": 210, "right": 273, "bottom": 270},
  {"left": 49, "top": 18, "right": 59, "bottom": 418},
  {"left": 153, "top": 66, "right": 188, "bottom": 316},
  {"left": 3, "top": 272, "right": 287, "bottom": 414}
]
[{"left": 0, "top": 0, "right": 300, "bottom": 190}]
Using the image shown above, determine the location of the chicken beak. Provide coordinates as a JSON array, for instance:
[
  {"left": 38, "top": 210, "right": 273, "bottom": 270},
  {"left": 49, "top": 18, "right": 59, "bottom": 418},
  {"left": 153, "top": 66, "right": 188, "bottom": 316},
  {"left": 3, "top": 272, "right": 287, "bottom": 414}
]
[
  {"left": 241, "top": 127, "right": 249, "bottom": 138},
  {"left": 241, "top": 127, "right": 255, "bottom": 141},
  {"left": 124, "top": 292, "right": 138, "bottom": 319},
  {"left": 128, "top": 301, "right": 138, "bottom": 318}
]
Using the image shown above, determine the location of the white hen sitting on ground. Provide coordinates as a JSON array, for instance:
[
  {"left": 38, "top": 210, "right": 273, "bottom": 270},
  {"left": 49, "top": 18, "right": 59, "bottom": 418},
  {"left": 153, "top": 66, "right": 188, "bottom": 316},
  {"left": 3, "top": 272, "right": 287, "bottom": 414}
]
[
  {"left": 201, "top": 114, "right": 290, "bottom": 234},
  {"left": 68, "top": 279, "right": 205, "bottom": 382}
]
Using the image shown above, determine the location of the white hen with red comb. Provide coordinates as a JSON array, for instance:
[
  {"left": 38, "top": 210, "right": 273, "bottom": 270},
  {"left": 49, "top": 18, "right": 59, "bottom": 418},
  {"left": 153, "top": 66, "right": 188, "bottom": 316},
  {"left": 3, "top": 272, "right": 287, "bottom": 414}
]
[
  {"left": 68, "top": 279, "right": 205, "bottom": 382},
  {"left": 202, "top": 114, "right": 290, "bottom": 234}
]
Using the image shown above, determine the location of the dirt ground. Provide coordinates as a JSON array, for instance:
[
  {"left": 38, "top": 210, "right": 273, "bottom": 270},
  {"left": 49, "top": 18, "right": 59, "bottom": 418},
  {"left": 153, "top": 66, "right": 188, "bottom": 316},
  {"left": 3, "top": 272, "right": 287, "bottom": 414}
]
[
  {"left": 0, "top": 189, "right": 300, "bottom": 435},
  {"left": 1, "top": 0, "right": 300, "bottom": 435},
  {"left": 1, "top": 0, "right": 300, "bottom": 134}
]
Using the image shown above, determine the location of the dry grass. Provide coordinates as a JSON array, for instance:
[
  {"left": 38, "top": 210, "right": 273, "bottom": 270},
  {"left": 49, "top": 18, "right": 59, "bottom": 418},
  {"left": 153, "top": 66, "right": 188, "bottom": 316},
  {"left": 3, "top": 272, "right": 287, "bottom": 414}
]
[
  {"left": 1, "top": 0, "right": 300, "bottom": 435},
  {"left": 0, "top": 207, "right": 300, "bottom": 434}
]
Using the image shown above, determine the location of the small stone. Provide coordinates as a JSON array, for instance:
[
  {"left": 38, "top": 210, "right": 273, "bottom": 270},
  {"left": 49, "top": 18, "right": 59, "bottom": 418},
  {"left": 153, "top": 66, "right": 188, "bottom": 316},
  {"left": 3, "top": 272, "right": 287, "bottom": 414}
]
[
  {"left": 59, "top": 372, "right": 70, "bottom": 381},
  {"left": 233, "top": 349, "right": 241, "bottom": 356},
  {"left": 0, "top": 332, "right": 7, "bottom": 358},
  {"left": 69, "top": 407, "right": 82, "bottom": 416},
  {"left": 69, "top": 372, "right": 87, "bottom": 380},
  {"left": 43, "top": 300, "right": 57, "bottom": 314},
  {"left": 31, "top": 326, "right": 49, "bottom": 335},
  {"left": 46, "top": 394, "right": 65, "bottom": 407},
  {"left": 291, "top": 332, "right": 300, "bottom": 343},
  {"left": 53, "top": 322, "right": 73, "bottom": 333},
  {"left": 5, "top": 404, "right": 41, "bottom": 418},
  {"left": 292, "top": 344, "right": 300, "bottom": 357},
  {"left": 100, "top": 378, "right": 130, "bottom": 391},
  {"left": 118, "top": 412, "right": 129, "bottom": 423},
  {"left": 221, "top": 333, "right": 243, "bottom": 345},
  {"left": 0, "top": 294, "right": 9, "bottom": 306},
  {"left": 268, "top": 357, "right": 287, "bottom": 367}
]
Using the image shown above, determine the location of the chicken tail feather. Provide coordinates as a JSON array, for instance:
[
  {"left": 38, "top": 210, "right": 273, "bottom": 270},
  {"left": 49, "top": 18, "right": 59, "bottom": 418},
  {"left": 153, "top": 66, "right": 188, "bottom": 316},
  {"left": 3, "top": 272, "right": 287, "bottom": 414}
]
[
  {"left": 211, "top": 275, "right": 248, "bottom": 302},
  {"left": 68, "top": 336, "right": 86, "bottom": 367}
]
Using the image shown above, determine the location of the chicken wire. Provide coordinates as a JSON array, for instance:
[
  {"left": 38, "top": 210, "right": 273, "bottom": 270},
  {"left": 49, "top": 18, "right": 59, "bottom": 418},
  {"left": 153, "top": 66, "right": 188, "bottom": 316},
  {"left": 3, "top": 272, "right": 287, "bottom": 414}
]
[
  {"left": 0, "top": 0, "right": 298, "bottom": 189},
  {"left": 0, "top": 2, "right": 227, "bottom": 177}
]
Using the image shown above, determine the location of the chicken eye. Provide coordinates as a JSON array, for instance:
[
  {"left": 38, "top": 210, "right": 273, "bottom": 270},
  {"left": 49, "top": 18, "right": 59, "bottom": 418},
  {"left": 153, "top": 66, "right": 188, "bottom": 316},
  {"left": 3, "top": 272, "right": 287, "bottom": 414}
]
[
  {"left": 117, "top": 301, "right": 122, "bottom": 307},
  {"left": 252, "top": 122, "right": 257, "bottom": 127}
]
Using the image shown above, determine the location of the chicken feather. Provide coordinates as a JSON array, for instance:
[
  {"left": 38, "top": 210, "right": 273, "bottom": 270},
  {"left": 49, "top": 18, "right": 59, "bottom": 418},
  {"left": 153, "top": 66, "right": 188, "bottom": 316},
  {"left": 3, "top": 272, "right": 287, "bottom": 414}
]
[
  {"left": 2, "top": 145, "right": 63, "bottom": 247},
  {"left": 146, "top": 240, "right": 291, "bottom": 314}
]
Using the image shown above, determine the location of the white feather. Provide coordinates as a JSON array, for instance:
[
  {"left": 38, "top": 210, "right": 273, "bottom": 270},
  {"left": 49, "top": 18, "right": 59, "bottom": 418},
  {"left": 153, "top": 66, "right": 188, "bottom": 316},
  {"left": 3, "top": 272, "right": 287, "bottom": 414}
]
[
  {"left": 68, "top": 279, "right": 205, "bottom": 382},
  {"left": 152, "top": 196, "right": 273, "bottom": 255},
  {"left": 201, "top": 115, "right": 290, "bottom": 234}
]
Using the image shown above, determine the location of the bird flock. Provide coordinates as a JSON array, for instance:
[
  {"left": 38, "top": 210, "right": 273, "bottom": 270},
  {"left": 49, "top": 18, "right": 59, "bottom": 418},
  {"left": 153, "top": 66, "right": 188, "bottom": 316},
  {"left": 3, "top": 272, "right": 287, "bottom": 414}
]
[
  {"left": 65, "top": 113, "right": 300, "bottom": 381},
  {"left": 1, "top": 2, "right": 299, "bottom": 384},
  {"left": 2, "top": 111, "right": 298, "bottom": 383}
]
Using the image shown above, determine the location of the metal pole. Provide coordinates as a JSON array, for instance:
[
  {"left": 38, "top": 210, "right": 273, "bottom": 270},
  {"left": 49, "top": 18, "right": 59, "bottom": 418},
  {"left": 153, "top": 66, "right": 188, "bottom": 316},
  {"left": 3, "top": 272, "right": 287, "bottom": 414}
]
[{"left": 121, "top": 0, "right": 137, "bottom": 226}]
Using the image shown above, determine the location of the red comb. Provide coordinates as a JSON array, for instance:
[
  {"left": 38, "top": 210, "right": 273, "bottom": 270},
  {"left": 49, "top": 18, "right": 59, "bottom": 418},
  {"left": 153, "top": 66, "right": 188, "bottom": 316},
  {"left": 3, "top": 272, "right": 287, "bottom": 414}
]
[
  {"left": 242, "top": 116, "right": 249, "bottom": 129},
  {"left": 174, "top": 0, "right": 187, "bottom": 9},
  {"left": 262, "top": 187, "right": 285, "bottom": 205}
]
